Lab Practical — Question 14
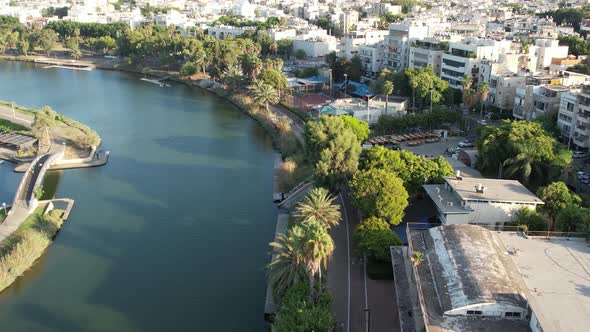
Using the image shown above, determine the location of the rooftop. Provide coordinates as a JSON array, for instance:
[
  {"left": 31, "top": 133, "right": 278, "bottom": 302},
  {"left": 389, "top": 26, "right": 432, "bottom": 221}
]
[
  {"left": 423, "top": 184, "right": 472, "bottom": 214},
  {"left": 497, "top": 233, "right": 590, "bottom": 332},
  {"left": 444, "top": 177, "right": 544, "bottom": 204},
  {"left": 424, "top": 225, "right": 528, "bottom": 313}
]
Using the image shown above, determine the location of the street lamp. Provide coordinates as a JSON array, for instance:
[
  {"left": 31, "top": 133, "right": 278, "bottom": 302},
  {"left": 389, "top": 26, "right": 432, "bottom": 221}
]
[
  {"left": 2, "top": 202, "right": 6, "bottom": 216},
  {"left": 344, "top": 73, "right": 348, "bottom": 97},
  {"left": 11, "top": 102, "right": 15, "bottom": 119},
  {"left": 328, "top": 69, "right": 333, "bottom": 98},
  {"left": 364, "top": 307, "right": 371, "bottom": 332}
]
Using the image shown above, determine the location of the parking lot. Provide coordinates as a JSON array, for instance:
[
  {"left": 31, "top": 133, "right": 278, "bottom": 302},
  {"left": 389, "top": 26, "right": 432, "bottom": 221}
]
[{"left": 401, "top": 136, "right": 464, "bottom": 157}]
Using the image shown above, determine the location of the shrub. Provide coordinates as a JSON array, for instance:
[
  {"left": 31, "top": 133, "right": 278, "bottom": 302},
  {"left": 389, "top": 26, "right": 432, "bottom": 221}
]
[
  {"left": 179, "top": 62, "right": 197, "bottom": 77},
  {"left": 353, "top": 216, "right": 402, "bottom": 261},
  {"left": 272, "top": 283, "right": 334, "bottom": 332},
  {"left": 515, "top": 207, "right": 546, "bottom": 231},
  {"left": 0, "top": 230, "right": 51, "bottom": 292}
]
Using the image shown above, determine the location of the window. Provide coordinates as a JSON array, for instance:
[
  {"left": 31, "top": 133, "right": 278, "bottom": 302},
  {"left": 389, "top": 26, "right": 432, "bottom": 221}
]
[
  {"left": 466, "top": 310, "right": 482, "bottom": 315},
  {"left": 505, "top": 312, "right": 521, "bottom": 318}
]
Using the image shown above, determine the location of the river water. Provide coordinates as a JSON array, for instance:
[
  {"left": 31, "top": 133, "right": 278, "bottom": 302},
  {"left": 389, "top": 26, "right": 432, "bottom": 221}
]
[{"left": 0, "top": 61, "right": 276, "bottom": 331}]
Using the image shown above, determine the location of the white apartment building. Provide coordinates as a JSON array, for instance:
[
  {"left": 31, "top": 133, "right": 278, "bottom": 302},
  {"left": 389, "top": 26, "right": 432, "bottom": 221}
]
[
  {"left": 528, "top": 39, "right": 569, "bottom": 71},
  {"left": 513, "top": 79, "right": 571, "bottom": 121},
  {"left": 358, "top": 44, "right": 387, "bottom": 77},
  {"left": 558, "top": 87, "right": 590, "bottom": 149},
  {"left": 292, "top": 30, "right": 338, "bottom": 58},
  {"left": 409, "top": 38, "right": 447, "bottom": 76},
  {"left": 340, "top": 30, "right": 389, "bottom": 58},
  {"left": 383, "top": 22, "right": 430, "bottom": 71},
  {"left": 207, "top": 25, "right": 256, "bottom": 40},
  {"left": 268, "top": 28, "right": 297, "bottom": 41},
  {"left": 440, "top": 38, "right": 512, "bottom": 89}
]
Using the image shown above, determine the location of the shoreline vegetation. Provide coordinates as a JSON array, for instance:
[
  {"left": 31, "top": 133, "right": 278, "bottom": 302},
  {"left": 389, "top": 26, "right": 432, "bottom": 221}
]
[{"left": 0, "top": 203, "right": 65, "bottom": 293}]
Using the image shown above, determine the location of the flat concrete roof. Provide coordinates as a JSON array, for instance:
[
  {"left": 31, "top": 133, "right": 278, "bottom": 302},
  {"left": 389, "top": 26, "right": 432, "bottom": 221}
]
[
  {"left": 423, "top": 184, "right": 472, "bottom": 214},
  {"left": 497, "top": 233, "right": 590, "bottom": 332},
  {"left": 444, "top": 177, "right": 544, "bottom": 205}
]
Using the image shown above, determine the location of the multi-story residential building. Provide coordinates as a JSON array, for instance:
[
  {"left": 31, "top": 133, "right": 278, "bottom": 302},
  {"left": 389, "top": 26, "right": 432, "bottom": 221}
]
[
  {"left": 383, "top": 22, "right": 430, "bottom": 71},
  {"left": 292, "top": 30, "right": 338, "bottom": 58},
  {"left": 340, "top": 29, "right": 389, "bottom": 58},
  {"left": 558, "top": 87, "right": 590, "bottom": 149},
  {"left": 408, "top": 38, "right": 447, "bottom": 76},
  {"left": 531, "top": 84, "right": 571, "bottom": 119},
  {"left": 358, "top": 44, "right": 386, "bottom": 77},
  {"left": 488, "top": 72, "right": 526, "bottom": 112},
  {"left": 528, "top": 39, "right": 569, "bottom": 71},
  {"left": 440, "top": 38, "right": 511, "bottom": 89}
]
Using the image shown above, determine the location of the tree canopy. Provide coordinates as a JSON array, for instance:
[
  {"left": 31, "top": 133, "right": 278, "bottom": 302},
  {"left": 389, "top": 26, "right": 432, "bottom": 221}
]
[
  {"left": 537, "top": 181, "right": 581, "bottom": 229},
  {"left": 476, "top": 121, "right": 571, "bottom": 187},
  {"left": 349, "top": 168, "right": 409, "bottom": 225},
  {"left": 304, "top": 116, "right": 361, "bottom": 187},
  {"left": 360, "top": 146, "right": 454, "bottom": 192},
  {"left": 558, "top": 35, "right": 590, "bottom": 56},
  {"left": 340, "top": 115, "right": 369, "bottom": 143},
  {"left": 353, "top": 216, "right": 402, "bottom": 261},
  {"left": 272, "top": 283, "right": 334, "bottom": 332}
]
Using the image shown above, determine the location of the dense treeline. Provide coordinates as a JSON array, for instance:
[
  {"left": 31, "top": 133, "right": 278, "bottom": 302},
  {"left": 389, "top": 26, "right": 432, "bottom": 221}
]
[
  {"left": 540, "top": 7, "right": 590, "bottom": 33},
  {"left": 46, "top": 21, "right": 129, "bottom": 39}
]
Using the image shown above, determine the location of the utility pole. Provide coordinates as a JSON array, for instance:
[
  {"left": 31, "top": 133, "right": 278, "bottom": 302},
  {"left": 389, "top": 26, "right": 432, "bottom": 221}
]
[
  {"left": 329, "top": 69, "right": 333, "bottom": 98},
  {"left": 344, "top": 73, "right": 348, "bottom": 97}
]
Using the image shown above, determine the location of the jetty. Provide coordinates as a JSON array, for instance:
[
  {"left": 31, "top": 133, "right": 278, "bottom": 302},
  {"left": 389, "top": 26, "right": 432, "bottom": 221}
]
[
  {"left": 34, "top": 58, "right": 96, "bottom": 71},
  {"left": 140, "top": 76, "right": 171, "bottom": 87}
]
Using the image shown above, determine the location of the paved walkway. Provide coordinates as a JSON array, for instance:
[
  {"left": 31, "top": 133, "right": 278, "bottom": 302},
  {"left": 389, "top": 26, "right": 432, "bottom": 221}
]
[
  {"left": 0, "top": 104, "right": 33, "bottom": 128},
  {"left": 0, "top": 204, "right": 31, "bottom": 242},
  {"left": 328, "top": 182, "right": 401, "bottom": 332}
]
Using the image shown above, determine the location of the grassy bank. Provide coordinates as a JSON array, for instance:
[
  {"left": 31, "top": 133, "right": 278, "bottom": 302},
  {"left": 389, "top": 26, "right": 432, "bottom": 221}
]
[
  {"left": 0, "top": 118, "right": 27, "bottom": 132},
  {"left": 0, "top": 205, "right": 64, "bottom": 293}
]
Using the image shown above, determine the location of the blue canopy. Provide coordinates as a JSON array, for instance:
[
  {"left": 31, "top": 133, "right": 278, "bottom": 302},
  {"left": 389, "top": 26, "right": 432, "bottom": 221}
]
[
  {"left": 317, "top": 106, "right": 353, "bottom": 116},
  {"left": 334, "top": 80, "right": 373, "bottom": 98}
]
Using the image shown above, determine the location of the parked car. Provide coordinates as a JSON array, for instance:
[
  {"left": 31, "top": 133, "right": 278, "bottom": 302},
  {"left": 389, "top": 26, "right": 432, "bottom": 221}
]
[
  {"left": 477, "top": 119, "right": 488, "bottom": 125},
  {"left": 580, "top": 178, "right": 589, "bottom": 185},
  {"left": 458, "top": 140, "right": 474, "bottom": 148},
  {"left": 573, "top": 151, "right": 587, "bottom": 159},
  {"left": 577, "top": 171, "right": 587, "bottom": 177}
]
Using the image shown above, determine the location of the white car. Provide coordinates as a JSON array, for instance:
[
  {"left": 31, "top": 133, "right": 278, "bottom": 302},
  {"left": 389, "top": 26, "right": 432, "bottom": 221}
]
[
  {"left": 458, "top": 140, "right": 474, "bottom": 148},
  {"left": 573, "top": 151, "right": 587, "bottom": 159},
  {"left": 577, "top": 171, "right": 587, "bottom": 177},
  {"left": 477, "top": 119, "right": 488, "bottom": 125}
]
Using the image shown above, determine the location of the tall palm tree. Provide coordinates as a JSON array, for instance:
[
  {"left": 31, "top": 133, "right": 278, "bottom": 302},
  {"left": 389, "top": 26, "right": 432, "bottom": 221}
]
[
  {"left": 267, "top": 226, "right": 307, "bottom": 299},
  {"left": 462, "top": 75, "right": 473, "bottom": 110},
  {"left": 269, "top": 41, "right": 278, "bottom": 56},
  {"left": 478, "top": 81, "right": 490, "bottom": 120},
  {"left": 193, "top": 49, "right": 208, "bottom": 76},
  {"left": 222, "top": 65, "right": 243, "bottom": 90},
  {"left": 301, "top": 221, "right": 334, "bottom": 296},
  {"left": 293, "top": 187, "right": 341, "bottom": 229},
  {"left": 383, "top": 80, "right": 394, "bottom": 115},
  {"left": 502, "top": 142, "right": 543, "bottom": 185},
  {"left": 249, "top": 81, "right": 279, "bottom": 112}
]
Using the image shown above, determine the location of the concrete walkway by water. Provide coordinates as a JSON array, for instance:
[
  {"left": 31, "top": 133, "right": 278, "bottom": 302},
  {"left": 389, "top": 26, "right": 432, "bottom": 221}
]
[{"left": 0, "top": 104, "right": 33, "bottom": 128}]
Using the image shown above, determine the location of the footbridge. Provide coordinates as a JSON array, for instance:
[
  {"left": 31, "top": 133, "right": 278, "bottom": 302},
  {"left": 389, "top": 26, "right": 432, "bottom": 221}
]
[{"left": 12, "top": 147, "right": 65, "bottom": 211}]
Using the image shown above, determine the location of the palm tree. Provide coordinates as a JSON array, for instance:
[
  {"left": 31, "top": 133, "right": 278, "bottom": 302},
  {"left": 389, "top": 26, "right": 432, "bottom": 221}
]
[
  {"left": 293, "top": 187, "right": 341, "bottom": 229},
  {"left": 222, "top": 65, "right": 243, "bottom": 90},
  {"left": 502, "top": 142, "right": 543, "bottom": 185},
  {"left": 462, "top": 75, "right": 473, "bottom": 110},
  {"left": 301, "top": 221, "right": 334, "bottom": 296},
  {"left": 269, "top": 41, "right": 278, "bottom": 56},
  {"left": 478, "top": 81, "right": 490, "bottom": 120},
  {"left": 267, "top": 226, "right": 307, "bottom": 299},
  {"left": 193, "top": 49, "right": 208, "bottom": 76},
  {"left": 383, "top": 80, "right": 394, "bottom": 115},
  {"left": 70, "top": 47, "right": 81, "bottom": 60},
  {"left": 410, "top": 252, "right": 425, "bottom": 267},
  {"left": 249, "top": 81, "right": 279, "bottom": 112}
]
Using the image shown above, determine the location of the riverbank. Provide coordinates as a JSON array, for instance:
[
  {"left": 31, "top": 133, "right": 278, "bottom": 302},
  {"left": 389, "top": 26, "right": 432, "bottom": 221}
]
[{"left": 0, "top": 201, "right": 69, "bottom": 293}]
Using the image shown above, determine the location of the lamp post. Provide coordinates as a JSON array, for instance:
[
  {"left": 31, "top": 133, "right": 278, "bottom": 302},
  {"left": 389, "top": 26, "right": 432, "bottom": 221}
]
[
  {"left": 329, "top": 69, "right": 333, "bottom": 97},
  {"left": 11, "top": 102, "right": 16, "bottom": 120},
  {"left": 2, "top": 202, "right": 6, "bottom": 217},
  {"left": 430, "top": 89, "right": 433, "bottom": 132},
  {"left": 364, "top": 308, "right": 371, "bottom": 332},
  {"left": 344, "top": 73, "right": 348, "bottom": 97}
]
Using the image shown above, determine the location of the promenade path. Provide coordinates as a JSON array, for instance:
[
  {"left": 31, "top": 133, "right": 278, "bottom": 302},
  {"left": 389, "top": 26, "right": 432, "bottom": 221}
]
[
  {"left": 329, "top": 182, "right": 401, "bottom": 332},
  {"left": 0, "top": 104, "right": 33, "bottom": 128}
]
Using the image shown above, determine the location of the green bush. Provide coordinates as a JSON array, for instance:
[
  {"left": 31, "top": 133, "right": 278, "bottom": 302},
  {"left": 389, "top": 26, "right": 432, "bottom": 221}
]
[
  {"left": 272, "top": 283, "right": 334, "bottom": 332},
  {"left": 179, "top": 62, "right": 197, "bottom": 77},
  {"left": 515, "top": 207, "right": 546, "bottom": 231},
  {"left": 353, "top": 216, "right": 402, "bottom": 261}
]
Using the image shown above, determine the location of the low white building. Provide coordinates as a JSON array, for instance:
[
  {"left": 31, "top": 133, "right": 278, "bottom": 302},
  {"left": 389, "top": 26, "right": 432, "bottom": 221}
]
[
  {"left": 292, "top": 30, "right": 338, "bottom": 58},
  {"left": 207, "top": 25, "right": 256, "bottom": 40},
  {"left": 423, "top": 175, "right": 544, "bottom": 225}
]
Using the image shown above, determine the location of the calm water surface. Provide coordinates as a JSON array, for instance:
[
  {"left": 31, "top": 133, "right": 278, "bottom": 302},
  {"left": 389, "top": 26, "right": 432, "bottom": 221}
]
[{"left": 0, "top": 61, "right": 276, "bottom": 331}]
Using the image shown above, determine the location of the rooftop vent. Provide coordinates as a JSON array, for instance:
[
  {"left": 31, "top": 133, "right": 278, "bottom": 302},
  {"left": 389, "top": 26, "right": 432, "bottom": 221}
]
[
  {"left": 455, "top": 170, "right": 463, "bottom": 180},
  {"left": 475, "top": 183, "right": 486, "bottom": 193}
]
